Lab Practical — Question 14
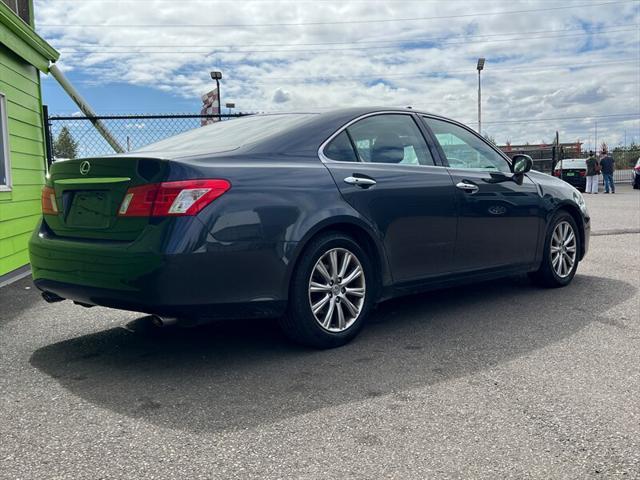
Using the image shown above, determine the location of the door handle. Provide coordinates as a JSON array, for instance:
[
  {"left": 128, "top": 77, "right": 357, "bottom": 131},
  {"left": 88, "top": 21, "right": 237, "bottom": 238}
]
[
  {"left": 344, "top": 176, "right": 376, "bottom": 188},
  {"left": 456, "top": 181, "right": 479, "bottom": 193}
]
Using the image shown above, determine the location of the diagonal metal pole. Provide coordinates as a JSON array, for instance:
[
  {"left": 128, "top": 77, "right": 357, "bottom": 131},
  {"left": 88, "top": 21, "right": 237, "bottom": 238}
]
[{"left": 49, "top": 64, "right": 125, "bottom": 154}]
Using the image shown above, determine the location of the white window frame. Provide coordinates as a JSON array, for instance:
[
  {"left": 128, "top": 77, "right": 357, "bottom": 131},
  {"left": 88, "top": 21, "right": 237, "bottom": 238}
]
[{"left": 0, "top": 92, "right": 11, "bottom": 191}]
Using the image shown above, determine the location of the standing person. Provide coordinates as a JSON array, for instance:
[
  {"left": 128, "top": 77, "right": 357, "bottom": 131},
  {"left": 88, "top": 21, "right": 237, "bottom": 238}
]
[
  {"left": 585, "top": 151, "right": 600, "bottom": 194},
  {"left": 600, "top": 147, "right": 615, "bottom": 193}
]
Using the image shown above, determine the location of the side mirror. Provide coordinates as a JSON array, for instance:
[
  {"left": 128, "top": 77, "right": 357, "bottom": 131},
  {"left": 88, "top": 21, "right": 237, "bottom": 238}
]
[{"left": 512, "top": 154, "right": 533, "bottom": 175}]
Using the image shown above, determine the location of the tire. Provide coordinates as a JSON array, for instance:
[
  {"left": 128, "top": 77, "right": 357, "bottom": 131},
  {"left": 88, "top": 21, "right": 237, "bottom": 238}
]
[
  {"left": 279, "top": 232, "right": 375, "bottom": 348},
  {"left": 529, "top": 211, "right": 580, "bottom": 288}
]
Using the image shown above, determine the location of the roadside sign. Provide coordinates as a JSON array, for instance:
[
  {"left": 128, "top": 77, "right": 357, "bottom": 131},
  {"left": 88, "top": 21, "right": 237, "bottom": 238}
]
[{"left": 201, "top": 88, "right": 219, "bottom": 126}]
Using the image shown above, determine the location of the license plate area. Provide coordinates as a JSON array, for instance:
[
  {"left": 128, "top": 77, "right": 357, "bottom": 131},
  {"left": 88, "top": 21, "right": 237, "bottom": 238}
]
[{"left": 66, "top": 190, "right": 111, "bottom": 228}]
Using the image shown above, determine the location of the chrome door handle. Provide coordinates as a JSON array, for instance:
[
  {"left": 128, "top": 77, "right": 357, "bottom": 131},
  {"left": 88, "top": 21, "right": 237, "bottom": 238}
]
[
  {"left": 344, "top": 176, "right": 376, "bottom": 188},
  {"left": 456, "top": 181, "right": 479, "bottom": 193}
]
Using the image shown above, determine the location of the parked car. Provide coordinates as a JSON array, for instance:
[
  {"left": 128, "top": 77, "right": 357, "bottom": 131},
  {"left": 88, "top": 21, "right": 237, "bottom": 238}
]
[
  {"left": 633, "top": 158, "right": 640, "bottom": 189},
  {"left": 30, "top": 108, "right": 591, "bottom": 348},
  {"left": 553, "top": 158, "right": 587, "bottom": 191}
]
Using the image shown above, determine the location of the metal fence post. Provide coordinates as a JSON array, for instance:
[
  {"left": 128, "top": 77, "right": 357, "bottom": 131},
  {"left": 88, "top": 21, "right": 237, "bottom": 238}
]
[{"left": 42, "top": 104, "right": 54, "bottom": 167}]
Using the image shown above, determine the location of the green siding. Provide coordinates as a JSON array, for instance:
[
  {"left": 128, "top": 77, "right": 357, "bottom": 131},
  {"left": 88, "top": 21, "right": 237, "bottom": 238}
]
[
  {"left": 0, "top": 248, "right": 28, "bottom": 276},
  {"left": 0, "top": 42, "right": 45, "bottom": 275},
  {"left": 0, "top": 2, "right": 59, "bottom": 73}
]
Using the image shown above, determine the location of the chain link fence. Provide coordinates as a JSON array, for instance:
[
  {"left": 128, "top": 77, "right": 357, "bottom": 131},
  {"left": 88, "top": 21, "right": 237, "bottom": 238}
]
[{"left": 45, "top": 113, "right": 252, "bottom": 163}]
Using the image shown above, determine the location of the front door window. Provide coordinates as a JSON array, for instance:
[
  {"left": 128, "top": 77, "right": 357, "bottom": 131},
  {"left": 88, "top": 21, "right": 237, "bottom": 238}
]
[{"left": 423, "top": 117, "right": 511, "bottom": 173}]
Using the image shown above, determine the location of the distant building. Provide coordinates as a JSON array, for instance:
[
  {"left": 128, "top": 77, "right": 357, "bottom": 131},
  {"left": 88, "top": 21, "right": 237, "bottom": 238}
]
[
  {"left": 0, "top": 0, "right": 59, "bottom": 284},
  {"left": 498, "top": 142, "right": 583, "bottom": 172}
]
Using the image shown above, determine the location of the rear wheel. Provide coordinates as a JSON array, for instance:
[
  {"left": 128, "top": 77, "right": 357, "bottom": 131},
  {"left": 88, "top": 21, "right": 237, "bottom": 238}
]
[
  {"left": 529, "top": 211, "right": 580, "bottom": 288},
  {"left": 279, "top": 232, "right": 374, "bottom": 348}
]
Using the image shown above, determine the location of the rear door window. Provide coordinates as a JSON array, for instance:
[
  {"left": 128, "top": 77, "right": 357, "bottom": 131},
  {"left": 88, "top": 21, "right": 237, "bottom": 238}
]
[{"left": 346, "top": 114, "right": 436, "bottom": 166}]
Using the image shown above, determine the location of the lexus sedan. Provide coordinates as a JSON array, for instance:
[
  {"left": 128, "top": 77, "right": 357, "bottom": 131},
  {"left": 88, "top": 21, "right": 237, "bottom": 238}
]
[
  {"left": 553, "top": 158, "right": 587, "bottom": 191},
  {"left": 30, "top": 108, "right": 590, "bottom": 348}
]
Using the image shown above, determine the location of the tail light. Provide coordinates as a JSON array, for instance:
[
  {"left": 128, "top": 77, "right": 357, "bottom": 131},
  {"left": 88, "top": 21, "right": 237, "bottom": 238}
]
[
  {"left": 579, "top": 170, "right": 586, "bottom": 177},
  {"left": 553, "top": 169, "right": 561, "bottom": 177},
  {"left": 41, "top": 186, "right": 58, "bottom": 215},
  {"left": 118, "top": 179, "right": 230, "bottom": 217}
]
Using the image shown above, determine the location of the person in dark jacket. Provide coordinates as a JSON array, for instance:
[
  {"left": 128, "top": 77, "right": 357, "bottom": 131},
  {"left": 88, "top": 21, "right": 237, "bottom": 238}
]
[
  {"left": 585, "top": 151, "right": 600, "bottom": 194},
  {"left": 600, "top": 148, "right": 615, "bottom": 193}
]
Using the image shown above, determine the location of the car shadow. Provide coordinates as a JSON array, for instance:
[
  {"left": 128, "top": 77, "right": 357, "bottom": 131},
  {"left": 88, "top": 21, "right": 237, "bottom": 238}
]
[{"left": 30, "top": 274, "right": 635, "bottom": 433}]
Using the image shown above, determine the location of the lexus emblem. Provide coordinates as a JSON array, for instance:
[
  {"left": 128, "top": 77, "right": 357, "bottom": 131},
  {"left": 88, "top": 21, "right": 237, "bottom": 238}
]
[{"left": 79, "top": 161, "right": 91, "bottom": 175}]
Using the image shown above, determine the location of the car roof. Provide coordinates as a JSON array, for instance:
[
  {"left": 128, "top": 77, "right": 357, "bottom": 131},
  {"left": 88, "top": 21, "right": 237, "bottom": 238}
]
[
  {"left": 247, "top": 106, "right": 449, "bottom": 123},
  {"left": 272, "top": 106, "right": 433, "bottom": 116}
]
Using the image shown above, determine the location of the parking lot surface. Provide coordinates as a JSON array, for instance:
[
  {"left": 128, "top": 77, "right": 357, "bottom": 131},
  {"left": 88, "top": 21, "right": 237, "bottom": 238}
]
[{"left": 1, "top": 185, "right": 639, "bottom": 479}]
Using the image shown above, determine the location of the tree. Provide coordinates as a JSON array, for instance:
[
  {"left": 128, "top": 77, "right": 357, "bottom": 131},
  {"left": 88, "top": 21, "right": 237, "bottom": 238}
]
[
  {"left": 53, "top": 126, "right": 78, "bottom": 159},
  {"left": 600, "top": 141, "right": 608, "bottom": 154}
]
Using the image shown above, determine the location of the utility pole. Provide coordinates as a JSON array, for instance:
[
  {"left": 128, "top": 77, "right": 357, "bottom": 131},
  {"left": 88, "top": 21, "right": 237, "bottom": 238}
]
[{"left": 477, "top": 58, "right": 485, "bottom": 134}]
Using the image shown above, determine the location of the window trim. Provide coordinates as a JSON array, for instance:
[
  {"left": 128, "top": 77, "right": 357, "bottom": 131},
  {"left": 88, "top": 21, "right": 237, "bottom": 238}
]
[
  {"left": 0, "top": 93, "right": 12, "bottom": 192},
  {"left": 318, "top": 111, "right": 442, "bottom": 167},
  {"left": 420, "top": 114, "right": 513, "bottom": 171}
]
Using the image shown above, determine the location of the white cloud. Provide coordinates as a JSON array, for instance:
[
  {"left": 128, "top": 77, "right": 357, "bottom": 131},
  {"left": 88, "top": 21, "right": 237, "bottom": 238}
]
[
  {"left": 272, "top": 88, "right": 291, "bottom": 103},
  {"left": 34, "top": 0, "right": 640, "bottom": 147}
]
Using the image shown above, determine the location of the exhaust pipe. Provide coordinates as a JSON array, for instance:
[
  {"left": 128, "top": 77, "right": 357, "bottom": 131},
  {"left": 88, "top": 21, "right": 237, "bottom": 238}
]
[
  {"left": 42, "top": 291, "right": 65, "bottom": 303},
  {"left": 150, "top": 315, "right": 179, "bottom": 327}
]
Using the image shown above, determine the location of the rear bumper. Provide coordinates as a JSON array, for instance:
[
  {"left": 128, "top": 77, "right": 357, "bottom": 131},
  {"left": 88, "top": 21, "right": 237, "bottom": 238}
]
[
  {"left": 34, "top": 278, "right": 286, "bottom": 319},
  {"left": 29, "top": 220, "right": 291, "bottom": 319},
  {"left": 560, "top": 176, "right": 586, "bottom": 190}
]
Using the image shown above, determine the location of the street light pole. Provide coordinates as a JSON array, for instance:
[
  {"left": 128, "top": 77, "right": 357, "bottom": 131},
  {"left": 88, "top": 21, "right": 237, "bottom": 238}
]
[
  {"left": 477, "top": 58, "right": 485, "bottom": 135},
  {"left": 210, "top": 71, "right": 222, "bottom": 119}
]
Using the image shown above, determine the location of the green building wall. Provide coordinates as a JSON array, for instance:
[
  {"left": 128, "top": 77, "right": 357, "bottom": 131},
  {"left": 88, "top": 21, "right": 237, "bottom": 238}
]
[
  {"left": 0, "top": 42, "right": 45, "bottom": 276},
  {"left": 0, "top": 1, "right": 58, "bottom": 280}
]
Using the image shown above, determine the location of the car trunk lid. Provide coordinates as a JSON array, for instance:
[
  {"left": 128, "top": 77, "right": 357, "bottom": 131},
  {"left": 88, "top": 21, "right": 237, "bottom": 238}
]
[{"left": 44, "top": 157, "right": 169, "bottom": 241}]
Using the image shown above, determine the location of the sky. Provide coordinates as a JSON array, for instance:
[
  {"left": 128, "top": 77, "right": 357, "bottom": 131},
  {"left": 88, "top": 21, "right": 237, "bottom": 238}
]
[{"left": 34, "top": 0, "right": 640, "bottom": 149}]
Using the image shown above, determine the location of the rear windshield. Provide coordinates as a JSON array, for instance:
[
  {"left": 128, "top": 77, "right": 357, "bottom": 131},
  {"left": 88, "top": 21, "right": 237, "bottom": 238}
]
[
  {"left": 559, "top": 159, "right": 587, "bottom": 168},
  {"left": 134, "top": 113, "right": 317, "bottom": 156}
]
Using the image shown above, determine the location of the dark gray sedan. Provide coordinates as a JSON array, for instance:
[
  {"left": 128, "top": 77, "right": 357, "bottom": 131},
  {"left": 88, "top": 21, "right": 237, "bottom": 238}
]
[{"left": 30, "top": 108, "right": 590, "bottom": 348}]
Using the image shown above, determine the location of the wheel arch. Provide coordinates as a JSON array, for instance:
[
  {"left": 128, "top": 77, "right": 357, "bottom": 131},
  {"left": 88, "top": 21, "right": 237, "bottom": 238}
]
[
  {"left": 553, "top": 202, "right": 586, "bottom": 260},
  {"left": 284, "top": 216, "right": 390, "bottom": 303}
]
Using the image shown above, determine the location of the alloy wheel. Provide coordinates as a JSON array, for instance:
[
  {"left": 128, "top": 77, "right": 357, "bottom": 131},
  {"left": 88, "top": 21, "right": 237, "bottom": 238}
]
[
  {"left": 308, "top": 248, "right": 366, "bottom": 332},
  {"left": 550, "top": 220, "right": 577, "bottom": 278}
]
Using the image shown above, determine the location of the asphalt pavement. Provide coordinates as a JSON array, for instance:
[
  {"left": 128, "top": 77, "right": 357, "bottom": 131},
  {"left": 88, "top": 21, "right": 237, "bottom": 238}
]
[{"left": 1, "top": 185, "right": 639, "bottom": 479}]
